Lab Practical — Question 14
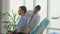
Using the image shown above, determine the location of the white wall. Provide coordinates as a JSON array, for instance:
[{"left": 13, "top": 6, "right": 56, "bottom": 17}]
[
  {"left": 0, "top": 0, "right": 2, "bottom": 34},
  {"left": 2, "top": 0, "right": 10, "bottom": 34},
  {"left": 0, "top": 0, "right": 2, "bottom": 10},
  {"left": 49, "top": 0, "right": 60, "bottom": 28},
  {"left": 45, "top": 0, "right": 60, "bottom": 34}
]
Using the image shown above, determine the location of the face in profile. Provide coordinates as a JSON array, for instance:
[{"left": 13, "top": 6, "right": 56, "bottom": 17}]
[{"left": 18, "top": 8, "right": 23, "bottom": 15}]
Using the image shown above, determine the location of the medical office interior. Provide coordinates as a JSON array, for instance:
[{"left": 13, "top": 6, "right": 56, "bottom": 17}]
[{"left": 0, "top": 0, "right": 60, "bottom": 34}]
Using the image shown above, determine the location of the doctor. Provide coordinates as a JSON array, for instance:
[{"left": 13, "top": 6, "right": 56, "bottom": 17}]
[{"left": 22, "top": 5, "right": 41, "bottom": 34}]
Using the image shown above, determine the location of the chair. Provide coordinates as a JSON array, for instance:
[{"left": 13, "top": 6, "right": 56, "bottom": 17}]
[{"left": 32, "top": 17, "right": 50, "bottom": 34}]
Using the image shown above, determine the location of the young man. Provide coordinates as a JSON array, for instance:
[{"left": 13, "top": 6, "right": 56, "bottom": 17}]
[
  {"left": 22, "top": 5, "right": 41, "bottom": 34},
  {"left": 12, "top": 6, "right": 28, "bottom": 34}
]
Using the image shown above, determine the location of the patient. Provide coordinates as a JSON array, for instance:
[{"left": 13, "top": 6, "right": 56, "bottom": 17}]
[{"left": 10, "top": 6, "right": 28, "bottom": 34}]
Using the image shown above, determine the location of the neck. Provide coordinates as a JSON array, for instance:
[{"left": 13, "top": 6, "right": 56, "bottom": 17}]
[
  {"left": 21, "top": 14, "right": 25, "bottom": 16},
  {"left": 33, "top": 12, "right": 37, "bottom": 15}
]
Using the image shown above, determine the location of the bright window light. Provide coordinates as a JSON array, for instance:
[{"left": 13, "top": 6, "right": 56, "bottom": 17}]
[{"left": 25, "top": 0, "right": 33, "bottom": 10}]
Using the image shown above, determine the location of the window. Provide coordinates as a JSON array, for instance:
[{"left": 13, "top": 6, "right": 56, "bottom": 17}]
[
  {"left": 25, "top": 0, "right": 33, "bottom": 10},
  {"left": 10, "top": 0, "right": 34, "bottom": 12},
  {"left": 10, "top": 0, "right": 24, "bottom": 13}
]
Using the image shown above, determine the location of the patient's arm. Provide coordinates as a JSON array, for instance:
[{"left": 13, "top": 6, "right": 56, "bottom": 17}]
[{"left": 38, "top": 28, "right": 44, "bottom": 34}]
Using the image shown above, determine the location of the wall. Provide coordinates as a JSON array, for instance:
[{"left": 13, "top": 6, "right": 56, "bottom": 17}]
[
  {"left": 0, "top": 0, "right": 2, "bottom": 34},
  {"left": 45, "top": 0, "right": 60, "bottom": 34},
  {"left": 1, "top": 0, "right": 10, "bottom": 34},
  {"left": 0, "top": 0, "right": 2, "bottom": 10},
  {"left": 49, "top": 0, "right": 60, "bottom": 29}
]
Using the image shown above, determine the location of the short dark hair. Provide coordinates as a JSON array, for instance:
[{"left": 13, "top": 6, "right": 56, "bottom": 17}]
[
  {"left": 19, "top": 6, "right": 27, "bottom": 14},
  {"left": 35, "top": 5, "right": 41, "bottom": 10}
]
